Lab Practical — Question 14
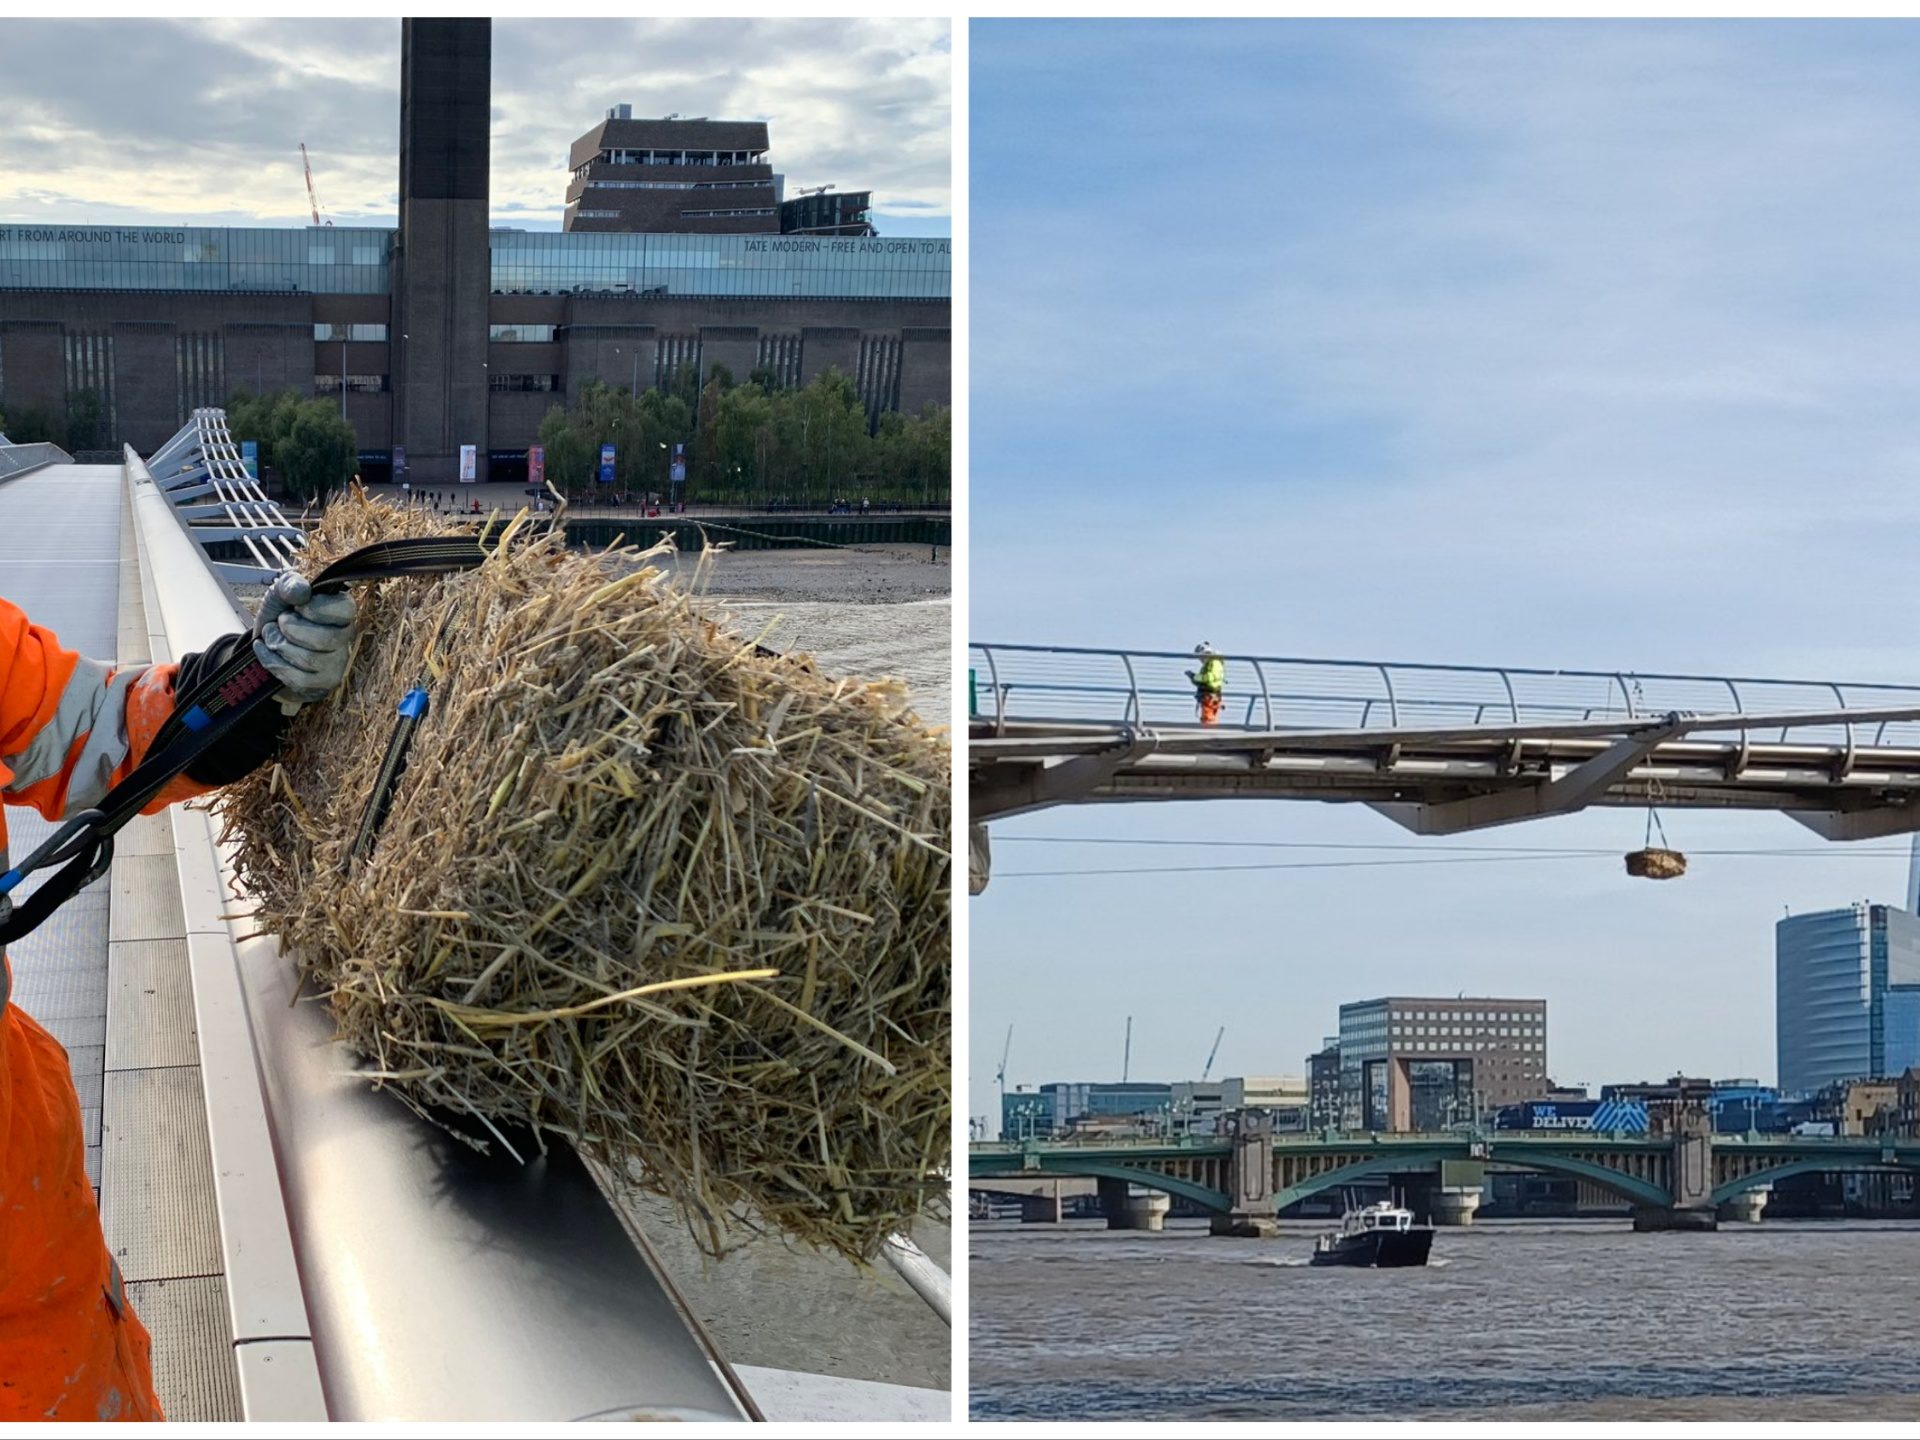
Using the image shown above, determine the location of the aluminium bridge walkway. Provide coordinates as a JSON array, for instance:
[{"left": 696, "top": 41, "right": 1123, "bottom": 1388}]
[{"left": 969, "top": 642, "right": 1920, "bottom": 846}]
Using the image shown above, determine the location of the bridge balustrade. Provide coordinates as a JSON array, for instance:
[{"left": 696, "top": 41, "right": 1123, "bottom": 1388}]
[{"left": 969, "top": 641, "right": 1920, "bottom": 749}]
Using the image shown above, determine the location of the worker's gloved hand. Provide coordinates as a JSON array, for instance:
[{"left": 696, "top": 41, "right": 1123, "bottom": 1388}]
[{"left": 253, "top": 571, "right": 356, "bottom": 714}]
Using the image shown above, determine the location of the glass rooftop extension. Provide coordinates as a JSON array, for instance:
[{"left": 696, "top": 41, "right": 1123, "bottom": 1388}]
[{"left": 0, "top": 224, "right": 950, "bottom": 300}]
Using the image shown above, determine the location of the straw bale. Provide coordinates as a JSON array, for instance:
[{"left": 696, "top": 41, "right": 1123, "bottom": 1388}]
[
  {"left": 218, "top": 495, "right": 951, "bottom": 1261},
  {"left": 1624, "top": 848, "right": 1687, "bottom": 880}
]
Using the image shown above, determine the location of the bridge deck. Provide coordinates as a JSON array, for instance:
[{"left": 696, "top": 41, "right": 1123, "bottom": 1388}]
[{"left": 969, "top": 643, "right": 1920, "bottom": 837}]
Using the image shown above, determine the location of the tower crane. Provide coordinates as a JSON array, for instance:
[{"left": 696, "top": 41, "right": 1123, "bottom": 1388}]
[
  {"left": 995, "top": 1025, "right": 1013, "bottom": 1106},
  {"left": 300, "top": 143, "right": 334, "bottom": 228},
  {"left": 1201, "top": 1026, "right": 1225, "bottom": 1083}
]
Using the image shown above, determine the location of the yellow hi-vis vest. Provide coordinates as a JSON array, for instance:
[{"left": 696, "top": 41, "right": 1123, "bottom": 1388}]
[{"left": 1197, "top": 655, "right": 1225, "bottom": 692}]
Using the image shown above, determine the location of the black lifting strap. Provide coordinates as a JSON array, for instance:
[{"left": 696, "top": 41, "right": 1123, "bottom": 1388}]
[{"left": 0, "top": 535, "right": 501, "bottom": 947}]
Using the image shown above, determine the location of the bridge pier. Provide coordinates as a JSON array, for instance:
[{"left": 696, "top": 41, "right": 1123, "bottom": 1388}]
[
  {"left": 1097, "top": 1178, "right": 1169, "bottom": 1231},
  {"left": 1717, "top": 1187, "right": 1770, "bottom": 1224},
  {"left": 1632, "top": 1205, "right": 1719, "bottom": 1232},
  {"left": 1020, "top": 1182, "right": 1063, "bottom": 1224},
  {"left": 1634, "top": 1106, "right": 1718, "bottom": 1231},
  {"left": 1429, "top": 1185, "right": 1483, "bottom": 1226},
  {"left": 1212, "top": 1109, "right": 1280, "bottom": 1238}
]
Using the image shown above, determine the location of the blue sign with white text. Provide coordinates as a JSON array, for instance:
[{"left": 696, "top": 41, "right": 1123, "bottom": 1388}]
[{"left": 241, "top": 440, "right": 258, "bottom": 478}]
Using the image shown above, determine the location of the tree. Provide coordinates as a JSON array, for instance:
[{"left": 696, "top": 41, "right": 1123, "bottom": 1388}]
[
  {"left": 225, "top": 386, "right": 308, "bottom": 477},
  {"left": 65, "top": 389, "right": 103, "bottom": 452},
  {"left": 537, "top": 403, "right": 594, "bottom": 491},
  {"left": 795, "top": 368, "right": 870, "bottom": 503},
  {"left": 0, "top": 405, "right": 64, "bottom": 447},
  {"left": 520, "top": 366, "right": 947, "bottom": 507},
  {"left": 670, "top": 360, "right": 701, "bottom": 413},
  {"left": 275, "top": 400, "right": 358, "bottom": 504}
]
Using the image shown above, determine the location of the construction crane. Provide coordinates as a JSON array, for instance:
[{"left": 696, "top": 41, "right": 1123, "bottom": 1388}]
[
  {"left": 994, "top": 1025, "right": 1013, "bottom": 1108},
  {"left": 300, "top": 143, "right": 333, "bottom": 228},
  {"left": 1123, "top": 1016, "right": 1132, "bottom": 1083},
  {"left": 797, "top": 183, "right": 837, "bottom": 197},
  {"left": 1201, "top": 1026, "right": 1225, "bottom": 1083}
]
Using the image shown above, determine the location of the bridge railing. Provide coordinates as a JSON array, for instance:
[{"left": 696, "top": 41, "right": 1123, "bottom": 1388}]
[
  {"left": 968, "top": 642, "right": 1920, "bottom": 748},
  {"left": 145, "top": 410, "right": 305, "bottom": 582},
  {"left": 0, "top": 439, "right": 73, "bottom": 483}
]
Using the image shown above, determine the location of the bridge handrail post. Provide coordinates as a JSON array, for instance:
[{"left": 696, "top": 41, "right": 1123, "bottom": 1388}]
[
  {"left": 1830, "top": 682, "right": 1855, "bottom": 757},
  {"left": 1614, "top": 673, "right": 1638, "bottom": 719},
  {"left": 1722, "top": 678, "right": 1750, "bottom": 752},
  {"left": 1499, "top": 668, "right": 1520, "bottom": 723},
  {"left": 1378, "top": 664, "right": 1401, "bottom": 727},
  {"left": 981, "top": 645, "right": 1007, "bottom": 737},
  {"left": 1120, "top": 651, "right": 1141, "bottom": 725},
  {"left": 1250, "top": 658, "right": 1274, "bottom": 729}
]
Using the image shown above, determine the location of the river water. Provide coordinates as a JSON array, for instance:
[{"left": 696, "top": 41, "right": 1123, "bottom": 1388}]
[{"left": 970, "top": 1218, "right": 1920, "bottom": 1421}]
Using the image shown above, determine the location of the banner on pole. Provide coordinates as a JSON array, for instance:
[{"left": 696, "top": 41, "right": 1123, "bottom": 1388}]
[
  {"left": 459, "top": 445, "right": 477, "bottom": 482},
  {"left": 599, "top": 443, "right": 616, "bottom": 485},
  {"left": 528, "top": 445, "right": 545, "bottom": 488}
]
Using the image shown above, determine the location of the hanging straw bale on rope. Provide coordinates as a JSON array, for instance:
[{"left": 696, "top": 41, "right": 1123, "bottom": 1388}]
[
  {"left": 1624, "top": 847, "right": 1687, "bottom": 880},
  {"left": 218, "top": 494, "right": 951, "bottom": 1262}
]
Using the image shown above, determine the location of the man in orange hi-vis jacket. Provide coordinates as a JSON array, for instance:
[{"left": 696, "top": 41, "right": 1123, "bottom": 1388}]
[{"left": 0, "top": 573, "right": 354, "bottom": 1420}]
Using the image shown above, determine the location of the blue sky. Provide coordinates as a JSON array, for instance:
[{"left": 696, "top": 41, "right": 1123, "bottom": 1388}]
[
  {"left": 969, "top": 19, "right": 1920, "bottom": 1130},
  {"left": 0, "top": 19, "right": 949, "bottom": 234}
]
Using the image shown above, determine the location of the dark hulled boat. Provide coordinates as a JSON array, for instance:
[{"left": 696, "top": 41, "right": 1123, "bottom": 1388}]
[{"left": 1309, "top": 1202, "right": 1435, "bottom": 1268}]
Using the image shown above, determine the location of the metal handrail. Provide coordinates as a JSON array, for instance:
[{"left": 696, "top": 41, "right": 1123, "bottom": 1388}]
[
  {"left": 146, "top": 410, "right": 306, "bottom": 581},
  {"left": 967, "top": 641, "right": 1920, "bottom": 746},
  {"left": 0, "top": 440, "right": 73, "bottom": 483}
]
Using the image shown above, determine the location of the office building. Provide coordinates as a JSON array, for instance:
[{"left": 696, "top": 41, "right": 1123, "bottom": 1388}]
[
  {"left": 1036, "top": 1081, "right": 1172, "bottom": 1135},
  {"left": 1337, "top": 996, "right": 1549, "bottom": 1132},
  {"left": 1777, "top": 903, "right": 1920, "bottom": 1095},
  {"left": 1170, "top": 1076, "right": 1310, "bottom": 1134},
  {"left": 780, "top": 190, "right": 875, "bottom": 237},
  {"left": 1308, "top": 1038, "right": 1341, "bottom": 1130},
  {"left": 0, "top": 25, "right": 950, "bottom": 483},
  {"left": 564, "top": 108, "right": 779, "bottom": 234},
  {"left": 564, "top": 106, "right": 877, "bottom": 239}
]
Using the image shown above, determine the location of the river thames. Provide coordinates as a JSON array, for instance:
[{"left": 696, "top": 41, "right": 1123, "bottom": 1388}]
[{"left": 970, "top": 1218, "right": 1920, "bottom": 1421}]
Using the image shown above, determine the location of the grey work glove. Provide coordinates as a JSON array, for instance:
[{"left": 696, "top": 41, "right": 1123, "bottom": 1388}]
[{"left": 253, "top": 570, "right": 357, "bottom": 714}]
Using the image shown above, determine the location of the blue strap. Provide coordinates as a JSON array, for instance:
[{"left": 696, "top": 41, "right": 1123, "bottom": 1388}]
[{"left": 398, "top": 687, "right": 430, "bottom": 720}]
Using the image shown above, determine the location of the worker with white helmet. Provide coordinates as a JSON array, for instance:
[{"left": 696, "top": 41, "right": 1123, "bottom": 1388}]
[{"left": 1186, "top": 642, "right": 1226, "bottom": 726}]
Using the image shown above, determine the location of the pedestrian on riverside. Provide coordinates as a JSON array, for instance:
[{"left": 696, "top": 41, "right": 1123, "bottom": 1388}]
[{"left": 0, "top": 574, "right": 358, "bottom": 1419}]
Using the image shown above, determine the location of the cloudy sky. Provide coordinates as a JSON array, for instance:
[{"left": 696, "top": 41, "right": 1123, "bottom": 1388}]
[
  {"left": 971, "top": 19, "right": 1920, "bottom": 1128},
  {"left": 0, "top": 18, "right": 949, "bottom": 233}
]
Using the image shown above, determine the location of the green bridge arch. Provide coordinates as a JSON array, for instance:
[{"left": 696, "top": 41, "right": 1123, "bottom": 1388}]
[
  {"left": 1269, "top": 1148, "right": 1671, "bottom": 1212},
  {"left": 972, "top": 1157, "right": 1231, "bottom": 1214},
  {"left": 1710, "top": 1154, "right": 1920, "bottom": 1205}
]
